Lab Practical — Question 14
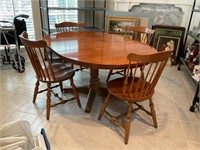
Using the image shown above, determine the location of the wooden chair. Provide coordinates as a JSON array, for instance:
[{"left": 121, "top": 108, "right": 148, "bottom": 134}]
[
  {"left": 19, "top": 31, "right": 81, "bottom": 120},
  {"left": 125, "top": 26, "right": 155, "bottom": 44},
  {"left": 106, "top": 26, "right": 155, "bottom": 83},
  {"left": 54, "top": 22, "right": 85, "bottom": 71},
  {"left": 55, "top": 22, "right": 85, "bottom": 32},
  {"left": 98, "top": 51, "right": 172, "bottom": 144}
]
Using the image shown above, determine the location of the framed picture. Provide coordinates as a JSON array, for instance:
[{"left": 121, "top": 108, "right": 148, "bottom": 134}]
[
  {"left": 152, "top": 25, "right": 185, "bottom": 48},
  {"left": 152, "top": 25, "right": 185, "bottom": 65},
  {"left": 105, "top": 16, "right": 140, "bottom": 34},
  {"left": 156, "top": 35, "right": 181, "bottom": 65}
]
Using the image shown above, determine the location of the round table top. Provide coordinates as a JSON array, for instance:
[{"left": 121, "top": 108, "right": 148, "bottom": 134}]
[{"left": 43, "top": 31, "right": 157, "bottom": 69}]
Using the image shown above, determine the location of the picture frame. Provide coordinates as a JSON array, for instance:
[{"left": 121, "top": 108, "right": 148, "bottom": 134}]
[
  {"left": 152, "top": 25, "right": 185, "bottom": 65},
  {"left": 152, "top": 25, "right": 185, "bottom": 48},
  {"left": 156, "top": 35, "right": 181, "bottom": 65},
  {"left": 105, "top": 16, "right": 140, "bottom": 34}
]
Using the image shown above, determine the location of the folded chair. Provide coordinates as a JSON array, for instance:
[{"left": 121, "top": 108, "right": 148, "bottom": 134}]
[
  {"left": 20, "top": 31, "right": 81, "bottom": 120},
  {"left": 106, "top": 26, "right": 155, "bottom": 83},
  {"left": 98, "top": 50, "right": 172, "bottom": 144}
]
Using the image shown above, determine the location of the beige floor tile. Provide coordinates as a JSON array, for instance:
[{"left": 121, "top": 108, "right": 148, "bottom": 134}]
[
  {"left": 170, "top": 86, "right": 194, "bottom": 107},
  {"left": 155, "top": 137, "right": 189, "bottom": 150},
  {"left": 0, "top": 58, "right": 199, "bottom": 149},
  {"left": 187, "top": 142, "right": 200, "bottom": 150},
  {"left": 176, "top": 106, "right": 200, "bottom": 124},
  {"left": 155, "top": 103, "right": 180, "bottom": 121},
  {"left": 2, "top": 111, "right": 38, "bottom": 125},
  {"left": 153, "top": 120, "right": 186, "bottom": 140},
  {"left": 154, "top": 86, "right": 174, "bottom": 105},
  {"left": 164, "top": 69, "right": 188, "bottom": 87},
  {"left": 181, "top": 122, "right": 200, "bottom": 143},
  {"left": 0, "top": 107, "right": 14, "bottom": 124},
  {"left": 17, "top": 98, "right": 46, "bottom": 115},
  {"left": 41, "top": 101, "right": 75, "bottom": 118}
]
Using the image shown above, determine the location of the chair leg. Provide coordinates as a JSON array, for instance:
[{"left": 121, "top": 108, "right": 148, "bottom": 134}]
[
  {"left": 70, "top": 78, "right": 81, "bottom": 108},
  {"left": 106, "top": 69, "right": 113, "bottom": 83},
  {"left": 59, "top": 82, "right": 63, "bottom": 93},
  {"left": 124, "top": 102, "right": 132, "bottom": 144},
  {"left": 149, "top": 98, "right": 158, "bottom": 128},
  {"left": 98, "top": 93, "right": 111, "bottom": 120},
  {"left": 33, "top": 80, "right": 39, "bottom": 103},
  {"left": 71, "top": 63, "right": 74, "bottom": 68},
  {"left": 46, "top": 83, "right": 51, "bottom": 120},
  {"left": 123, "top": 69, "right": 126, "bottom": 76}
]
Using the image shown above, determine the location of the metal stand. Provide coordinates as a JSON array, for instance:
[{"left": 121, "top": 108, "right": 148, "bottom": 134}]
[{"left": 190, "top": 81, "right": 200, "bottom": 112}]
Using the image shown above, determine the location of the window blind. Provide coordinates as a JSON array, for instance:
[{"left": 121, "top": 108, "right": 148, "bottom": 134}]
[
  {"left": 0, "top": 0, "right": 78, "bottom": 38},
  {"left": 48, "top": 0, "right": 78, "bottom": 29},
  {"left": 0, "top": 0, "right": 35, "bottom": 39}
]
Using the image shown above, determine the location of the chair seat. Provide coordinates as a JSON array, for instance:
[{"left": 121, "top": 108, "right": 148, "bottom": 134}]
[
  {"left": 107, "top": 77, "right": 154, "bottom": 102},
  {"left": 40, "top": 63, "right": 75, "bottom": 83}
]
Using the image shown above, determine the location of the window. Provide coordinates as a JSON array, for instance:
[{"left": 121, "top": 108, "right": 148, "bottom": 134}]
[
  {"left": 48, "top": 0, "right": 78, "bottom": 29},
  {"left": 0, "top": 0, "right": 35, "bottom": 39}
]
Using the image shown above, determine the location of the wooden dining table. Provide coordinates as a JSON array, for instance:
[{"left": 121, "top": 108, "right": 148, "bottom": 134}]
[{"left": 43, "top": 31, "right": 157, "bottom": 113}]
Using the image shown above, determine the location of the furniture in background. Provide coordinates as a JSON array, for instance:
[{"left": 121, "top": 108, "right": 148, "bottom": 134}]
[
  {"left": 43, "top": 31, "right": 157, "bottom": 113},
  {"left": 176, "top": 0, "right": 200, "bottom": 113},
  {"left": 20, "top": 31, "right": 81, "bottom": 120},
  {"left": 39, "top": 0, "right": 107, "bottom": 36},
  {"left": 178, "top": 0, "right": 199, "bottom": 81},
  {"left": 98, "top": 50, "right": 172, "bottom": 144},
  {"left": 106, "top": 26, "right": 155, "bottom": 83}
]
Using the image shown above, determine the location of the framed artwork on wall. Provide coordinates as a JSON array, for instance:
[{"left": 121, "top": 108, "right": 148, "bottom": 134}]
[
  {"left": 152, "top": 25, "right": 185, "bottom": 65},
  {"left": 156, "top": 35, "right": 181, "bottom": 65},
  {"left": 105, "top": 16, "right": 140, "bottom": 34}
]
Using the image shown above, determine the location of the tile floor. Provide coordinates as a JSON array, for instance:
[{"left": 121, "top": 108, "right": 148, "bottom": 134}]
[{"left": 0, "top": 52, "right": 200, "bottom": 150}]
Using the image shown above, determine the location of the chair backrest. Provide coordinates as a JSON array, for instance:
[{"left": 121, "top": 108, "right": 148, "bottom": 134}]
[
  {"left": 122, "top": 51, "right": 172, "bottom": 100},
  {"left": 19, "top": 31, "right": 56, "bottom": 82},
  {"left": 125, "top": 26, "right": 155, "bottom": 45},
  {"left": 55, "top": 22, "right": 85, "bottom": 32}
]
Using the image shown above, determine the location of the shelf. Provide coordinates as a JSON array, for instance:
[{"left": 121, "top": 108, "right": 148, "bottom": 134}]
[
  {"left": 188, "top": 31, "right": 200, "bottom": 41},
  {"left": 84, "top": 27, "right": 105, "bottom": 32},
  {"left": 180, "top": 0, "right": 199, "bottom": 86},
  {"left": 47, "top": 7, "right": 106, "bottom": 11},
  {"left": 180, "top": 57, "right": 198, "bottom": 84},
  {"left": 192, "top": 9, "right": 200, "bottom": 12},
  {"left": 39, "top": 0, "right": 107, "bottom": 36}
]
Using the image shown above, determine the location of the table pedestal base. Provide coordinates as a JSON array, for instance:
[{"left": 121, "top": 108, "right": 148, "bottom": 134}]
[{"left": 64, "top": 68, "right": 108, "bottom": 113}]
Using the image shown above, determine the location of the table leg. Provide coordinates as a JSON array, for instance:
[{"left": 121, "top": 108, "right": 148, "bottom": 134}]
[{"left": 85, "top": 68, "right": 100, "bottom": 113}]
